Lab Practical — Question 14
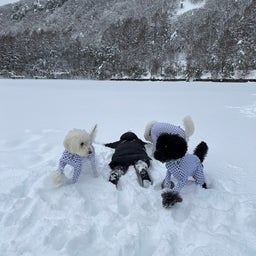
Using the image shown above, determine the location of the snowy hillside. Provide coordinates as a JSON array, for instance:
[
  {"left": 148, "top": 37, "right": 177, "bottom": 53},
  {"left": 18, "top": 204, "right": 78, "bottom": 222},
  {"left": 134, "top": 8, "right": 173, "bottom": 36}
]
[
  {"left": 0, "top": 0, "right": 19, "bottom": 6},
  {"left": 176, "top": 0, "right": 205, "bottom": 15},
  {"left": 0, "top": 0, "right": 255, "bottom": 80},
  {"left": 1, "top": 79, "right": 256, "bottom": 255}
]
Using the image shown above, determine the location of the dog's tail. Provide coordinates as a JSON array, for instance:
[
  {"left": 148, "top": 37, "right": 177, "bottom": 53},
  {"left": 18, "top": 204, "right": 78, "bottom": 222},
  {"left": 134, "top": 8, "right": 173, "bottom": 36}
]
[
  {"left": 193, "top": 141, "right": 208, "bottom": 163},
  {"left": 183, "top": 115, "right": 195, "bottom": 141},
  {"left": 90, "top": 124, "right": 97, "bottom": 142}
]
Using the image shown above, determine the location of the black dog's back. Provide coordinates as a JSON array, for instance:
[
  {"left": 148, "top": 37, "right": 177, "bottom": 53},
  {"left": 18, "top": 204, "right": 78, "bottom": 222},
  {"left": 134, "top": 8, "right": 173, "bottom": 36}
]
[{"left": 193, "top": 141, "right": 208, "bottom": 163}]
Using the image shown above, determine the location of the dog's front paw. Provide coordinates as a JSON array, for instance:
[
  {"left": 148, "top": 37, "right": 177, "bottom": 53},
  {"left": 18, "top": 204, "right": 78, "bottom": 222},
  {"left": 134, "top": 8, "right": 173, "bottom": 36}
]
[
  {"left": 202, "top": 183, "right": 207, "bottom": 189},
  {"left": 51, "top": 171, "right": 65, "bottom": 186},
  {"left": 161, "top": 191, "right": 183, "bottom": 208}
]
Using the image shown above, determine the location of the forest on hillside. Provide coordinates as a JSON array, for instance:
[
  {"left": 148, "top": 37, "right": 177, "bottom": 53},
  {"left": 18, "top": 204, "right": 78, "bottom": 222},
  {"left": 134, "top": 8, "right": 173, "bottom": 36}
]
[{"left": 0, "top": 0, "right": 255, "bottom": 80}]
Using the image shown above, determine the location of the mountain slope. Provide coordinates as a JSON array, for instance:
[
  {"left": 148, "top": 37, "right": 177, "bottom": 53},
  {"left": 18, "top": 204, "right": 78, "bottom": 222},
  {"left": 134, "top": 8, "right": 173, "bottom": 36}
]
[{"left": 0, "top": 0, "right": 255, "bottom": 79}]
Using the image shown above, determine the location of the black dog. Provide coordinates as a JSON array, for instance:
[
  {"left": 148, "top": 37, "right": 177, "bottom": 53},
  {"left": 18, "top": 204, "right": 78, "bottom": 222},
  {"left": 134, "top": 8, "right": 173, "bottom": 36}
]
[{"left": 154, "top": 133, "right": 208, "bottom": 208}]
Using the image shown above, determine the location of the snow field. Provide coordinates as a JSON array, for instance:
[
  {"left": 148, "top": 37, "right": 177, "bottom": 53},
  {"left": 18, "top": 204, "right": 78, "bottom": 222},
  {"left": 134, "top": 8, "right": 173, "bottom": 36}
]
[{"left": 0, "top": 79, "right": 256, "bottom": 256}]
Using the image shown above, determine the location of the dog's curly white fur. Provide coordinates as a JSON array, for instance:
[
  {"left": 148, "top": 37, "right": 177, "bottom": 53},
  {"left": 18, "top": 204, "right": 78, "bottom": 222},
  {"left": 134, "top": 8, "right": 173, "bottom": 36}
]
[
  {"left": 144, "top": 120, "right": 157, "bottom": 143},
  {"left": 182, "top": 115, "right": 195, "bottom": 141},
  {"left": 144, "top": 116, "right": 194, "bottom": 144},
  {"left": 52, "top": 125, "right": 97, "bottom": 186},
  {"left": 52, "top": 171, "right": 65, "bottom": 186},
  {"left": 63, "top": 126, "right": 97, "bottom": 157}
]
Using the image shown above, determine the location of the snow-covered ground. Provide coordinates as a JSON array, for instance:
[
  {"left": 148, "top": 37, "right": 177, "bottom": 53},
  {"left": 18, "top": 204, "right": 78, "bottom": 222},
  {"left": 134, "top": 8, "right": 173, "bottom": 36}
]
[
  {"left": 0, "top": 0, "right": 20, "bottom": 6},
  {"left": 176, "top": 0, "right": 206, "bottom": 15},
  {"left": 0, "top": 79, "right": 256, "bottom": 256}
]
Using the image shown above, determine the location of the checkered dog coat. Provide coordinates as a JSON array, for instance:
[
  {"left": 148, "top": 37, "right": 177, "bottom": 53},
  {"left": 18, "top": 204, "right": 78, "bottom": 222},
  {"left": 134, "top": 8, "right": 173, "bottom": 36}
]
[
  {"left": 57, "top": 146, "right": 96, "bottom": 184},
  {"left": 163, "top": 154, "right": 205, "bottom": 192}
]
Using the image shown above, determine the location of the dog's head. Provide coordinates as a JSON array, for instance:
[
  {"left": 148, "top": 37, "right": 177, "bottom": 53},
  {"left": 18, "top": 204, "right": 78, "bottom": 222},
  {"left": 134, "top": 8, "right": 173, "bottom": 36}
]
[
  {"left": 63, "top": 125, "right": 97, "bottom": 157},
  {"left": 154, "top": 133, "right": 187, "bottom": 163}
]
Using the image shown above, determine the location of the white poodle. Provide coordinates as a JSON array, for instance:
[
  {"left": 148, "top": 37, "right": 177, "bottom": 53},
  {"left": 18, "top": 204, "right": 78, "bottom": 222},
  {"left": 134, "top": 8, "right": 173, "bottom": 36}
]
[
  {"left": 52, "top": 125, "right": 97, "bottom": 186},
  {"left": 144, "top": 116, "right": 195, "bottom": 154}
]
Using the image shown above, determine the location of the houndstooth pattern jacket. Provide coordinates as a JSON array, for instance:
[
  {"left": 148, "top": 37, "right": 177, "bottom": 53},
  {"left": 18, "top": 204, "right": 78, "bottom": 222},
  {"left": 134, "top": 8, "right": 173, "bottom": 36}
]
[
  {"left": 58, "top": 146, "right": 96, "bottom": 184},
  {"left": 163, "top": 154, "right": 205, "bottom": 193}
]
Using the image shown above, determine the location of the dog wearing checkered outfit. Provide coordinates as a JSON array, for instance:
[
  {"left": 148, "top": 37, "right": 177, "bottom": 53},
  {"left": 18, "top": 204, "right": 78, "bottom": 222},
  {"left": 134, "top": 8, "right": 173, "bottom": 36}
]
[
  {"left": 144, "top": 116, "right": 208, "bottom": 208},
  {"left": 144, "top": 116, "right": 195, "bottom": 154},
  {"left": 52, "top": 125, "right": 97, "bottom": 186}
]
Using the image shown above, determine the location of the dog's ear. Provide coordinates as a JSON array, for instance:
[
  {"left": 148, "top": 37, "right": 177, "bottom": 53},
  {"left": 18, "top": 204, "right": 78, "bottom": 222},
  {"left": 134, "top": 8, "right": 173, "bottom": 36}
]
[{"left": 90, "top": 124, "right": 97, "bottom": 142}]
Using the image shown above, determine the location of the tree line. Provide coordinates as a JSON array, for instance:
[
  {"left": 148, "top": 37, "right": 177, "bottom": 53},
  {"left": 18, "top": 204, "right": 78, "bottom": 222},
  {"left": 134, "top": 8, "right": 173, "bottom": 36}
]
[{"left": 0, "top": 0, "right": 255, "bottom": 80}]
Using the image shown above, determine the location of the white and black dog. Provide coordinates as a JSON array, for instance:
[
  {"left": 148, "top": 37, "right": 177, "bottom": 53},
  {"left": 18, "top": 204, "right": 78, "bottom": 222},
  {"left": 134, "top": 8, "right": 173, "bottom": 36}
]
[
  {"left": 145, "top": 117, "right": 208, "bottom": 208},
  {"left": 52, "top": 125, "right": 97, "bottom": 186}
]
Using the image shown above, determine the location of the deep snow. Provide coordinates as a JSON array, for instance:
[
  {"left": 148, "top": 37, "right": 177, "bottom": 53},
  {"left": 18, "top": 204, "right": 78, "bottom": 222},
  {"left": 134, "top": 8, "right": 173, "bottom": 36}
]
[
  {"left": 0, "top": 0, "right": 19, "bottom": 6},
  {"left": 0, "top": 79, "right": 256, "bottom": 256},
  {"left": 177, "top": 0, "right": 206, "bottom": 15}
]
